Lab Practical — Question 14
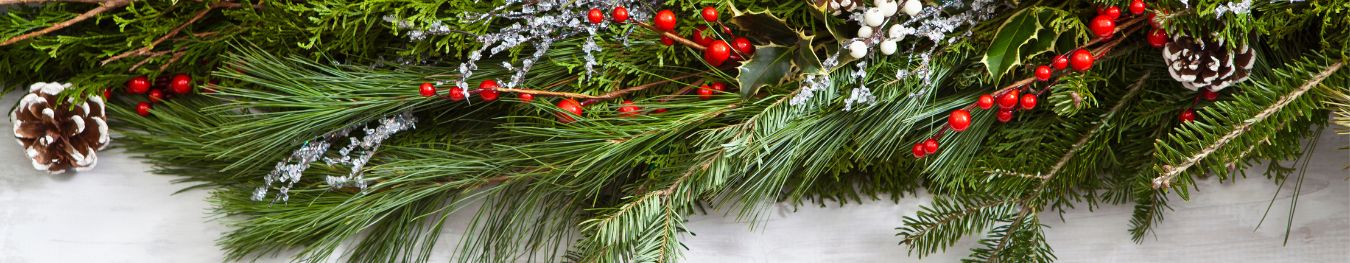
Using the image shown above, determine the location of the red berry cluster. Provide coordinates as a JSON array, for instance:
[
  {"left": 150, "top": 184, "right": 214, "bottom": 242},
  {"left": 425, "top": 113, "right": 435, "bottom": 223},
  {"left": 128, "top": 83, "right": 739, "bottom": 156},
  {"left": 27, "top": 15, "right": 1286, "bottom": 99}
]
[
  {"left": 418, "top": 80, "right": 501, "bottom": 102},
  {"left": 587, "top": 6, "right": 629, "bottom": 24},
  {"left": 648, "top": 7, "right": 754, "bottom": 67},
  {"left": 1179, "top": 88, "right": 1221, "bottom": 123},
  {"left": 123, "top": 73, "right": 198, "bottom": 117},
  {"left": 697, "top": 81, "right": 727, "bottom": 100}
]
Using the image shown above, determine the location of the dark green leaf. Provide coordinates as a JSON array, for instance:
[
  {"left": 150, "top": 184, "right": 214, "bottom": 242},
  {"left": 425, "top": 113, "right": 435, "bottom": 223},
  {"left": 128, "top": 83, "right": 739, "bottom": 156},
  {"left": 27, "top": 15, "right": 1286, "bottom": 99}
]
[{"left": 737, "top": 45, "right": 792, "bottom": 97}]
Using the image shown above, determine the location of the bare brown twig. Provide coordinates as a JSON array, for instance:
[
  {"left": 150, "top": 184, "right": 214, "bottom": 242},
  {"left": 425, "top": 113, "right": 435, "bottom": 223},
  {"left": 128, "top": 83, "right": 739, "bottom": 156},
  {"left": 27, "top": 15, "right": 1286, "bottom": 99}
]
[
  {"left": 0, "top": 0, "right": 131, "bottom": 47},
  {"left": 102, "top": 3, "right": 227, "bottom": 65}
]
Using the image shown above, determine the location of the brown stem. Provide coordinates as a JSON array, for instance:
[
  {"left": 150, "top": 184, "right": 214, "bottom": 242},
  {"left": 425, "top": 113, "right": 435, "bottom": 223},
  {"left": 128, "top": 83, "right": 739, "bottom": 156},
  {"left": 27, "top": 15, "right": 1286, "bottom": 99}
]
[
  {"left": 634, "top": 21, "right": 707, "bottom": 51},
  {"left": 102, "top": 3, "right": 222, "bottom": 65},
  {"left": 0, "top": 0, "right": 131, "bottom": 47},
  {"left": 127, "top": 49, "right": 174, "bottom": 70},
  {"left": 496, "top": 71, "right": 703, "bottom": 100},
  {"left": 156, "top": 50, "right": 186, "bottom": 73},
  {"left": 0, "top": 0, "right": 104, "bottom": 5}
]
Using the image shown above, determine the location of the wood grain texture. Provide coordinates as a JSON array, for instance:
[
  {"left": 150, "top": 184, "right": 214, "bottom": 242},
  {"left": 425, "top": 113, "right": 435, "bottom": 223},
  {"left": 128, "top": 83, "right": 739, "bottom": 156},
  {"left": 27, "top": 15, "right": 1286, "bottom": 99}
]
[{"left": 0, "top": 92, "right": 1346, "bottom": 262}]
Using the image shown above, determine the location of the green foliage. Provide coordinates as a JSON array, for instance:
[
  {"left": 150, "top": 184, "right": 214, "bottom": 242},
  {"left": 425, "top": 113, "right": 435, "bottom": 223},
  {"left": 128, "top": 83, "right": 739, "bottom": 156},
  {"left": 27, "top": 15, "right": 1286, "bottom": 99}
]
[{"left": 981, "top": 7, "right": 1086, "bottom": 85}]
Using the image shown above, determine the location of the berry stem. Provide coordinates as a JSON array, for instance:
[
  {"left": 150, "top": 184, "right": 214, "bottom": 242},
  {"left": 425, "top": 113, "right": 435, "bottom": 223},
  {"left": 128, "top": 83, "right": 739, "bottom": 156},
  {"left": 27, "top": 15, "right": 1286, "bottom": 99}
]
[{"left": 635, "top": 21, "right": 707, "bottom": 51}]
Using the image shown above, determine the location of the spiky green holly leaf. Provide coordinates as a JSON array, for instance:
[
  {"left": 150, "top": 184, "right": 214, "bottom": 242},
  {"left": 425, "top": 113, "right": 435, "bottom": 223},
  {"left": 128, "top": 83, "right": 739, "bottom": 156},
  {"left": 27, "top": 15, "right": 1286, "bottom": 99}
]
[
  {"left": 982, "top": 7, "right": 1078, "bottom": 85},
  {"left": 728, "top": 6, "right": 800, "bottom": 45},
  {"left": 737, "top": 45, "right": 792, "bottom": 97}
]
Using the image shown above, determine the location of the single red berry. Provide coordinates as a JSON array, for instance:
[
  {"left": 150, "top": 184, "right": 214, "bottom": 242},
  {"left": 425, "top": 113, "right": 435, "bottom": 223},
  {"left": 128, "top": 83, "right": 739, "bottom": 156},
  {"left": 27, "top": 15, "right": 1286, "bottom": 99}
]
[
  {"left": 1052, "top": 55, "right": 1069, "bottom": 71},
  {"left": 479, "top": 79, "right": 499, "bottom": 101},
  {"left": 1100, "top": 6, "right": 1121, "bottom": 20},
  {"left": 587, "top": 8, "right": 604, "bottom": 24},
  {"left": 1020, "top": 94, "right": 1038, "bottom": 110},
  {"left": 1035, "top": 65, "right": 1053, "bottom": 81},
  {"left": 419, "top": 82, "right": 436, "bottom": 97},
  {"left": 1179, "top": 109, "right": 1196, "bottom": 123},
  {"left": 660, "top": 35, "right": 675, "bottom": 46},
  {"left": 127, "top": 76, "right": 151, "bottom": 94},
  {"left": 556, "top": 98, "right": 584, "bottom": 123},
  {"left": 1070, "top": 49, "right": 1094, "bottom": 71},
  {"left": 1201, "top": 89, "right": 1219, "bottom": 101},
  {"left": 1129, "top": 0, "right": 1147, "bottom": 15},
  {"left": 654, "top": 9, "right": 677, "bottom": 31},
  {"left": 731, "top": 37, "right": 754, "bottom": 57},
  {"left": 135, "top": 101, "right": 152, "bottom": 116},
  {"left": 1147, "top": 28, "right": 1168, "bottom": 48},
  {"left": 1148, "top": 12, "right": 1160, "bottom": 27},
  {"left": 923, "top": 138, "right": 939, "bottom": 154},
  {"left": 710, "top": 82, "right": 727, "bottom": 91},
  {"left": 447, "top": 87, "right": 465, "bottom": 101},
  {"left": 976, "top": 94, "right": 995, "bottom": 110},
  {"left": 698, "top": 85, "right": 714, "bottom": 100},
  {"left": 653, "top": 108, "right": 668, "bottom": 114},
  {"left": 998, "top": 89, "right": 1020, "bottom": 109},
  {"left": 148, "top": 89, "right": 164, "bottom": 104},
  {"left": 996, "top": 109, "right": 1014, "bottom": 123},
  {"left": 618, "top": 100, "right": 640, "bottom": 117},
  {"left": 701, "top": 6, "right": 718, "bottom": 22},
  {"left": 721, "top": 25, "right": 733, "bottom": 35},
  {"left": 911, "top": 143, "right": 926, "bottom": 158},
  {"left": 1090, "top": 15, "right": 1116, "bottom": 38},
  {"left": 611, "top": 6, "right": 629, "bottom": 23},
  {"left": 692, "top": 26, "right": 714, "bottom": 46},
  {"left": 704, "top": 41, "right": 732, "bottom": 67},
  {"left": 949, "top": 109, "right": 972, "bottom": 132},
  {"left": 518, "top": 93, "right": 534, "bottom": 103},
  {"left": 103, "top": 88, "right": 112, "bottom": 99},
  {"left": 169, "top": 74, "right": 192, "bottom": 94}
]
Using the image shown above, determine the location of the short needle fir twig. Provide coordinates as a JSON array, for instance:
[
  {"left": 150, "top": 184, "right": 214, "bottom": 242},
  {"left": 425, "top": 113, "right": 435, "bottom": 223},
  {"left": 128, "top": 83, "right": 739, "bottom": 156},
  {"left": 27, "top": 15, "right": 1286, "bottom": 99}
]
[
  {"left": 0, "top": 0, "right": 131, "bottom": 47},
  {"left": 102, "top": 2, "right": 234, "bottom": 65}
]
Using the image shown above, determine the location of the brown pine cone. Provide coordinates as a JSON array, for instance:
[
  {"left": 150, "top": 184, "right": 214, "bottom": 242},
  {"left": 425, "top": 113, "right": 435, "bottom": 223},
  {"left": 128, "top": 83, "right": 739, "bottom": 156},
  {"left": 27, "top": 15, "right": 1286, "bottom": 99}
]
[
  {"left": 10, "top": 82, "right": 110, "bottom": 174},
  {"left": 1163, "top": 35, "right": 1255, "bottom": 92}
]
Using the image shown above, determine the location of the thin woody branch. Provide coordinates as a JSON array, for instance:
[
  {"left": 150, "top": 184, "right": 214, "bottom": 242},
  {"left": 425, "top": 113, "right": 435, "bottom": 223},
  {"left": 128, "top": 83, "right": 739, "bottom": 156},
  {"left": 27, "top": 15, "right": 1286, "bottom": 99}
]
[
  {"left": 0, "top": 0, "right": 104, "bottom": 5},
  {"left": 0, "top": 0, "right": 131, "bottom": 47},
  {"left": 103, "top": 2, "right": 231, "bottom": 65},
  {"left": 496, "top": 71, "right": 703, "bottom": 100}
]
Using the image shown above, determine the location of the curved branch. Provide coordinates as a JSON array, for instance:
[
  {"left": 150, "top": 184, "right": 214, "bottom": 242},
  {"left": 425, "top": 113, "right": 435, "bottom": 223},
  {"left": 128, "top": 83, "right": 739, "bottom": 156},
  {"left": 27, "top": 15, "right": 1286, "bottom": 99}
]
[{"left": 0, "top": 0, "right": 131, "bottom": 46}]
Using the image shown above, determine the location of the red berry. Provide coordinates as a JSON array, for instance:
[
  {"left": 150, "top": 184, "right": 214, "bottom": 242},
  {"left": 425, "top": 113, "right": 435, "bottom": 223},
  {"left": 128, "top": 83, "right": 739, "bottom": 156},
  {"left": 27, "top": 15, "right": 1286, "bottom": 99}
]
[
  {"left": 1035, "top": 65, "right": 1052, "bottom": 81},
  {"left": 731, "top": 37, "right": 754, "bottom": 57},
  {"left": 653, "top": 108, "right": 668, "bottom": 114},
  {"left": 1090, "top": 15, "right": 1116, "bottom": 38},
  {"left": 654, "top": 10, "right": 677, "bottom": 31},
  {"left": 556, "top": 98, "right": 584, "bottom": 123},
  {"left": 135, "top": 101, "right": 152, "bottom": 116},
  {"left": 447, "top": 87, "right": 465, "bottom": 101},
  {"left": 692, "top": 26, "right": 714, "bottom": 46},
  {"left": 169, "top": 74, "right": 192, "bottom": 94},
  {"left": 710, "top": 82, "right": 727, "bottom": 91},
  {"left": 518, "top": 93, "right": 534, "bottom": 103},
  {"left": 698, "top": 85, "right": 714, "bottom": 100},
  {"left": 102, "top": 89, "right": 112, "bottom": 99},
  {"left": 912, "top": 143, "right": 926, "bottom": 158},
  {"left": 949, "top": 109, "right": 972, "bottom": 132},
  {"left": 996, "top": 109, "right": 1014, "bottom": 123},
  {"left": 923, "top": 138, "right": 939, "bottom": 154},
  {"left": 419, "top": 82, "right": 436, "bottom": 97},
  {"left": 1020, "top": 94, "right": 1037, "bottom": 110},
  {"left": 1148, "top": 12, "right": 1160, "bottom": 27},
  {"left": 1147, "top": 28, "right": 1168, "bottom": 48},
  {"left": 479, "top": 79, "right": 499, "bottom": 101},
  {"left": 1179, "top": 109, "right": 1196, "bottom": 123},
  {"left": 701, "top": 6, "right": 718, "bottom": 22},
  {"left": 997, "top": 89, "right": 1020, "bottom": 109},
  {"left": 1201, "top": 89, "right": 1219, "bottom": 101},
  {"left": 976, "top": 94, "right": 995, "bottom": 110},
  {"left": 1052, "top": 55, "right": 1069, "bottom": 71},
  {"left": 611, "top": 6, "right": 629, "bottom": 23},
  {"left": 1070, "top": 49, "right": 1094, "bottom": 71},
  {"left": 618, "top": 100, "right": 640, "bottom": 117},
  {"left": 704, "top": 41, "right": 732, "bottom": 67},
  {"left": 127, "top": 76, "right": 151, "bottom": 94},
  {"left": 1100, "top": 6, "right": 1121, "bottom": 20},
  {"left": 587, "top": 8, "right": 604, "bottom": 24},
  {"left": 660, "top": 35, "right": 675, "bottom": 46},
  {"left": 148, "top": 89, "right": 164, "bottom": 104},
  {"left": 1129, "top": 0, "right": 1147, "bottom": 15}
]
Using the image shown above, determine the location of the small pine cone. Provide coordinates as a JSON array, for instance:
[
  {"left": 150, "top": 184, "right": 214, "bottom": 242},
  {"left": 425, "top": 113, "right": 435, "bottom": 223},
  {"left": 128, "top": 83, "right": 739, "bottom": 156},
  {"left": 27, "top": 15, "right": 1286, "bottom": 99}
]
[
  {"left": 818, "top": 0, "right": 862, "bottom": 15},
  {"left": 1162, "top": 35, "right": 1255, "bottom": 92},
  {"left": 10, "top": 82, "right": 110, "bottom": 174}
]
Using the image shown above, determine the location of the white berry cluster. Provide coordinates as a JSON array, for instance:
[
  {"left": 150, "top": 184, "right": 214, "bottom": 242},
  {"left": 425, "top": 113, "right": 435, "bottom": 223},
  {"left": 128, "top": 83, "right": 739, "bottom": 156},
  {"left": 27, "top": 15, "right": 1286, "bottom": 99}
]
[{"left": 848, "top": 0, "right": 924, "bottom": 59}]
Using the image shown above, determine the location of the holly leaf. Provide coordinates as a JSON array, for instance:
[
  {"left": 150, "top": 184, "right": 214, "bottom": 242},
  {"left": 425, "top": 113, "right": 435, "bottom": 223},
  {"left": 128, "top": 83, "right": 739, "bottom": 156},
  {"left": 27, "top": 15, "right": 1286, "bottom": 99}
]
[
  {"left": 738, "top": 45, "right": 792, "bottom": 97},
  {"left": 729, "top": 6, "right": 800, "bottom": 45},
  {"left": 795, "top": 34, "right": 824, "bottom": 75},
  {"left": 982, "top": 8, "right": 1070, "bottom": 84}
]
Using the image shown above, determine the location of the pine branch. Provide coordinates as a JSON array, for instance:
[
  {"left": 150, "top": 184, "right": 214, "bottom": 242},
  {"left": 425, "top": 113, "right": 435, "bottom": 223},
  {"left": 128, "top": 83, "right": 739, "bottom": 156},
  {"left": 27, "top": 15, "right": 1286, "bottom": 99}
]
[
  {"left": 1153, "top": 61, "right": 1343, "bottom": 189},
  {"left": 0, "top": 0, "right": 130, "bottom": 46}
]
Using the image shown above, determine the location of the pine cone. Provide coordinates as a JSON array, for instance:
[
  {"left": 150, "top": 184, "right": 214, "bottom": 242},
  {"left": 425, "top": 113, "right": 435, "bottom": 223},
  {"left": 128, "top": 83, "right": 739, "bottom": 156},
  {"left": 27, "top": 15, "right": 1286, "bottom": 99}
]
[
  {"left": 818, "top": 0, "right": 862, "bottom": 15},
  {"left": 10, "top": 82, "right": 110, "bottom": 174},
  {"left": 1162, "top": 35, "right": 1255, "bottom": 92}
]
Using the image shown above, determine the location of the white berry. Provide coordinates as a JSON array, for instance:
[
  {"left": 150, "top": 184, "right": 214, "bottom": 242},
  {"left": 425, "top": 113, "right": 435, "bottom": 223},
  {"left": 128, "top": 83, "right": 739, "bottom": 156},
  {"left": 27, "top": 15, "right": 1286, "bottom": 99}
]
[
  {"left": 888, "top": 25, "right": 905, "bottom": 39},
  {"left": 857, "top": 26, "right": 874, "bottom": 38},
  {"left": 878, "top": 0, "right": 899, "bottom": 17},
  {"left": 848, "top": 41, "right": 868, "bottom": 59},
  {"left": 864, "top": 8, "right": 885, "bottom": 27},
  {"left": 879, "top": 40, "right": 897, "bottom": 55},
  {"left": 902, "top": 0, "right": 922, "bottom": 16}
]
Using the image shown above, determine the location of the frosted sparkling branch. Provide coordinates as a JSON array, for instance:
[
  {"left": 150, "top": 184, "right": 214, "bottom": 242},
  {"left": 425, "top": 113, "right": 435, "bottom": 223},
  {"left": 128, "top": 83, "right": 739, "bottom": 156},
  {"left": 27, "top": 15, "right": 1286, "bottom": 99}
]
[{"left": 252, "top": 113, "right": 418, "bottom": 202}]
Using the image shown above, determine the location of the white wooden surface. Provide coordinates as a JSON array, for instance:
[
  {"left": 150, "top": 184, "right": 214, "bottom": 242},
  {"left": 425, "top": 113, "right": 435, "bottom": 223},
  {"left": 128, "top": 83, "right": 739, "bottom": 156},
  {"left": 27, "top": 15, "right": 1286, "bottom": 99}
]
[{"left": 1, "top": 92, "right": 1347, "bottom": 262}]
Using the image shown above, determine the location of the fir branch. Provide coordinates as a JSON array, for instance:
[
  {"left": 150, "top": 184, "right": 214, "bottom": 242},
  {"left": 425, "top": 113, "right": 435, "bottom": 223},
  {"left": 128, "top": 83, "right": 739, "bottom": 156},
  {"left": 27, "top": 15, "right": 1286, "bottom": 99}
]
[
  {"left": 0, "top": 0, "right": 130, "bottom": 46},
  {"left": 1153, "top": 61, "right": 1343, "bottom": 189},
  {"left": 101, "top": 2, "right": 230, "bottom": 65}
]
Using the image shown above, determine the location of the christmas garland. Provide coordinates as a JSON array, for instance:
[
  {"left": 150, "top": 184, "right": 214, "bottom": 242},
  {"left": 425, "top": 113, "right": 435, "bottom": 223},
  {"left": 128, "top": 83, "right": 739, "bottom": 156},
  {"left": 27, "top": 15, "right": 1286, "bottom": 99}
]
[{"left": 2, "top": 0, "right": 1347, "bottom": 262}]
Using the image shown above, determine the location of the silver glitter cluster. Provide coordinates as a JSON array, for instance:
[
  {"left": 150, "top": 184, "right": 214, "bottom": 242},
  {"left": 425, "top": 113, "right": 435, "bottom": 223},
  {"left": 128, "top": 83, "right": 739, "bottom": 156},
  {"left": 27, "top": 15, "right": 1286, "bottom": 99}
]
[
  {"left": 386, "top": 0, "right": 646, "bottom": 100},
  {"left": 252, "top": 113, "right": 418, "bottom": 202},
  {"left": 1214, "top": 0, "right": 1253, "bottom": 18}
]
